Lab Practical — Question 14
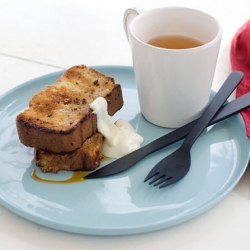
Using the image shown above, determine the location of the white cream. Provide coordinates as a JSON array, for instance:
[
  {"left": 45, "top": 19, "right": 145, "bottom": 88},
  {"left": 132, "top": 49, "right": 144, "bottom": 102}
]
[{"left": 89, "top": 97, "right": 144, "bottom": 158}]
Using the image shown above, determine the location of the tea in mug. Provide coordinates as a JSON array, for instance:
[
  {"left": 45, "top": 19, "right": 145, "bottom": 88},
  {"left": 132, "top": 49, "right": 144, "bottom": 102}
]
[{"left": 147, "top": 35, "right": 203, "bottom": 49}]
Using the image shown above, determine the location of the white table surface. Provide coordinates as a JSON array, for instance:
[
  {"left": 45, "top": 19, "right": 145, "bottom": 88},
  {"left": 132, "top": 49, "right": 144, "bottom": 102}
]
[{"left": 1, "top": 0, "right": 250, "bottom": 249}]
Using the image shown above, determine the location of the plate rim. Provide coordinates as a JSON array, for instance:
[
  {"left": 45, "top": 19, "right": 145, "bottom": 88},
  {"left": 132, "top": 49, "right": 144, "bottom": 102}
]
[{"left": 0, "top": 65, "right": 249, "bottom": 236}]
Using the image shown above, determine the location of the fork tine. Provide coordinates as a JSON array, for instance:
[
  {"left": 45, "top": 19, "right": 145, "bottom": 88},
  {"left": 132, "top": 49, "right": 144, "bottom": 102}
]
[
  {"left": 153, "top": 175, "right": 172, "bottom": 187},
  {"left": 159, "top": 176, "right": 182, "bottom": 188},
  {"left": 148, "top": 174, "right": 166, "bottom": 185},
  {"left": 144, "top": 169, "right": 159, "bottom": 183},
  {"left": 159, "top": 178, "right": 174, "bottom": 188}
]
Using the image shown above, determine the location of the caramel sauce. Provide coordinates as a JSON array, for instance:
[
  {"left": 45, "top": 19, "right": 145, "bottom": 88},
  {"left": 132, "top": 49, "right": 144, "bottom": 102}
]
[
  {"left": 31, "top": 156, "right": 111, "bottom": 184},
  {"left": 31, "top": 169, "right": 90, "bottom": 184},
  {"left": 102, "top": 155, "right": 111, "bottom": 162}
]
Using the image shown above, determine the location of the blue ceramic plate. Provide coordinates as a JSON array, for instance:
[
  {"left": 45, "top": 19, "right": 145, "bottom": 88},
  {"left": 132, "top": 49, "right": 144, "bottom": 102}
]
[{"left": 0, "top": 66, "right": 249, "bottom": 236}]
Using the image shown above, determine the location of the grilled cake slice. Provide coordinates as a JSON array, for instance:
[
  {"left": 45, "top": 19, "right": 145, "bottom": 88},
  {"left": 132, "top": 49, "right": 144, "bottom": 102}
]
[
  {"left": 34, "top": 132, "right": 104, "bottom": 173},
  {"left": 16, "top": 65, "right": 123, "bottom": 153}
]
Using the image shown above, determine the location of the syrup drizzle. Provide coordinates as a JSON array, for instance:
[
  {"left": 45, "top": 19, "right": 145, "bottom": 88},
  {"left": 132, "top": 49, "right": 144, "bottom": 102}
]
[
  {"left": 31, "top": 157, "right": 110, "bottom": 184},
  {"left": 31, "top": 169, "right": 90, "bottom": 184}
]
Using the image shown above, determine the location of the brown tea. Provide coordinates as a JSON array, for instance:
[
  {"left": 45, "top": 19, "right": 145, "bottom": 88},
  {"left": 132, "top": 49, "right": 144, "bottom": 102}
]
[{"left": 147, "top": 35, "right": 203, "bottom": 49}]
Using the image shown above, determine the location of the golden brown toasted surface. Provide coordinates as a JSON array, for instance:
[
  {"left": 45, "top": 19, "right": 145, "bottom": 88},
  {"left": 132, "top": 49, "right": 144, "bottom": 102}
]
[
  {"left": 16, "top": 65, "right": 123, "bottom": 153},
  {"left": 34, "top": 132, "right": 104, "bottom": 173}
]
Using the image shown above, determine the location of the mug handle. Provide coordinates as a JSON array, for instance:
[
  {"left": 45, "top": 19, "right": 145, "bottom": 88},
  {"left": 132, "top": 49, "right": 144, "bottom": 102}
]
[{"left": 123, "top": 6, "right": 145, "bottom": 40}]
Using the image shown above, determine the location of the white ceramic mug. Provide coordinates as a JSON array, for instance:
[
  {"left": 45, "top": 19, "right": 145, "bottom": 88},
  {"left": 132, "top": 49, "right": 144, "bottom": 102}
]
[{"left": 124, "top": 6, "right": 222, "bottom": 128}]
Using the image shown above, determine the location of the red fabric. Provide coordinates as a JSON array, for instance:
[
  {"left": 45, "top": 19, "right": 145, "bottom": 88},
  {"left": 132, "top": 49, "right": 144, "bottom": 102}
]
[{"left": 230, "top": 20, "right": 250, "bottom": 138}]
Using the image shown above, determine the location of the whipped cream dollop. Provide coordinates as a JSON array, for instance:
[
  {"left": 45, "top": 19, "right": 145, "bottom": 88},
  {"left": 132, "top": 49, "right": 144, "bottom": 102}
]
[{"left": 89, "top": 97, "right": 144, "bottom": 158}]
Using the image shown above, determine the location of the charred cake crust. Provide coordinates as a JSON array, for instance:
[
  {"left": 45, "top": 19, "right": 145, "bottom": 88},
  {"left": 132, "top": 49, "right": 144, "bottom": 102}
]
[
  {"left": 16, "top": 65, "right": 123, "bottom": 153},
  {"left": 34, "top": 132, "right": 104, "bottom": 173}
]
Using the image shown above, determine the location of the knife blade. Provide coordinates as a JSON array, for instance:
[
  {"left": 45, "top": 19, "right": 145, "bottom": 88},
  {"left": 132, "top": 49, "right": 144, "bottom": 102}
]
[{"left": 85, "top": 92, "right": 250, "bottom": 179}]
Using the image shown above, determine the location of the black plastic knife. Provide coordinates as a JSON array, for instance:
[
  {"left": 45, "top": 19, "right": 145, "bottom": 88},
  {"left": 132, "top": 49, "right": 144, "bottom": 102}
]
[{"left": 85, "top": 91, "right": 250, "bottom": 179}]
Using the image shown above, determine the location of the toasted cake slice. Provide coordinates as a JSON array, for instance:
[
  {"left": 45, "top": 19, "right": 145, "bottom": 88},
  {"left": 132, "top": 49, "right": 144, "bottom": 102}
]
[
  {"left": 34, "top": 132, "right": 104, "bottom": 173},
  {"left": 16, "top": 65, "right": 123, "bottom": 153}
]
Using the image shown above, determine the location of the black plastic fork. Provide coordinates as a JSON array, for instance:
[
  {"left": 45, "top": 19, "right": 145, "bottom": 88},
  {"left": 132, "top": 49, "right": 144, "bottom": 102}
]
[{"left": 144, "top": 71, "right": 244, "bottom": 188}]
